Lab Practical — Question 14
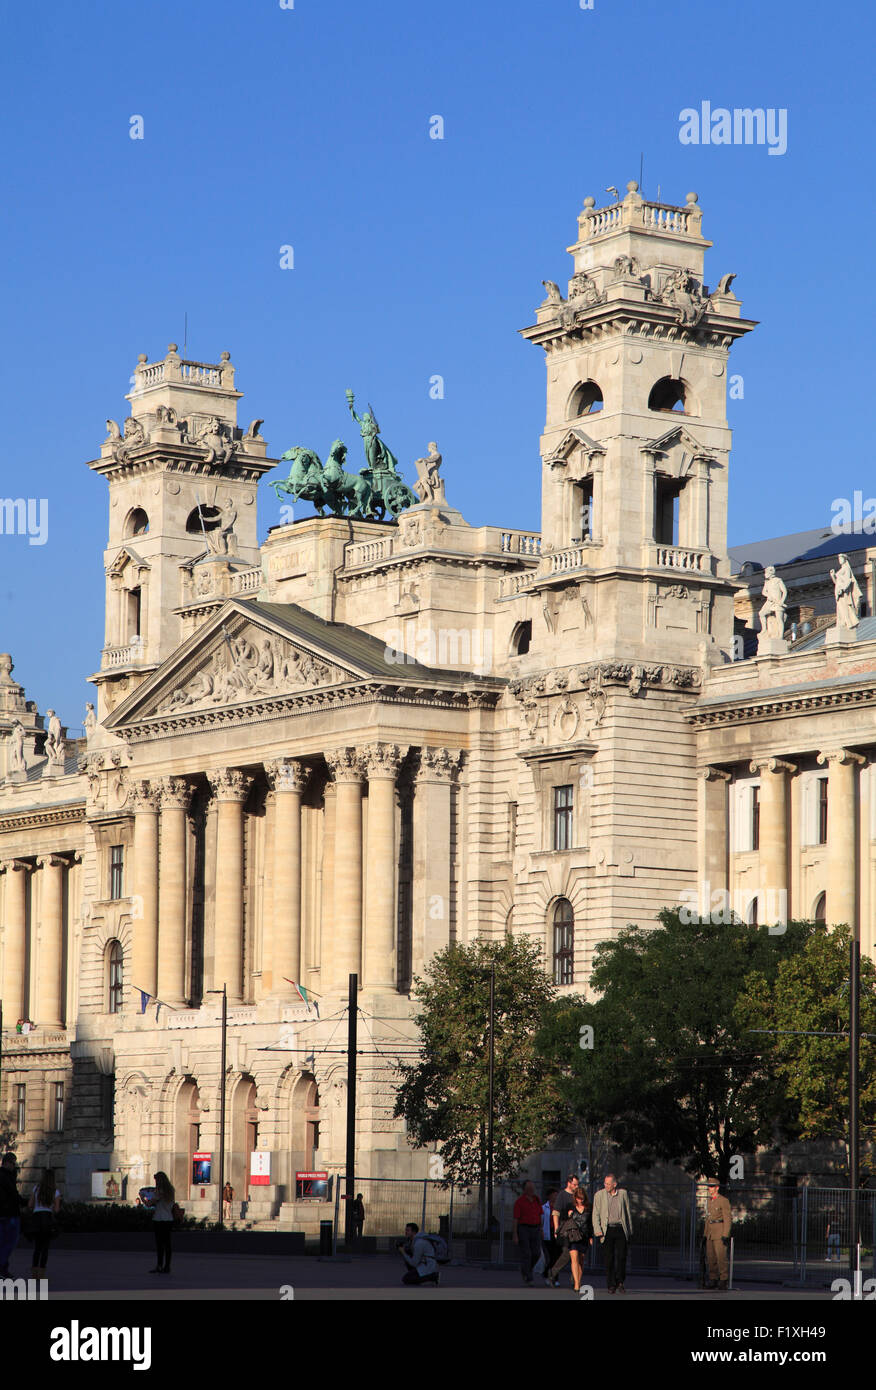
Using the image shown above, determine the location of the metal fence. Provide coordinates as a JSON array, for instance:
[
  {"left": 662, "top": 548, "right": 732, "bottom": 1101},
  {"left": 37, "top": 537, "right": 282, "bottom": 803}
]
[{"left": 329, "top": 1174, "right": 876, "bottom": 1284}]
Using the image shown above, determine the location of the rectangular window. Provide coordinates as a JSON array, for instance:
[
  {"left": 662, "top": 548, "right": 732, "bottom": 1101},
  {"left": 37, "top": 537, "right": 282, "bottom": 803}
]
[
  {"left": 53, "top": 1082, "right": 64, "bottom": 1132},
  {"left": 553, "top": 917, "right": 574, "bottom": 986},
  {"left": 109, "top": 844, "right": 124, "bottom": 900},
  {"left": 100, "top": 1074, "right": 115, "bottom": 1131},
  {"left": 751, "top": 786, "right": 760, "bottom": 852},
  {"left": 15, "top": 1084, "right": 25, "bottom": 1133},
  {"left": 817, "top": 778, "right": 828, "bottom": 845},
  {"left": 553, "top": 786, "right": 574, "bottom": 851}
]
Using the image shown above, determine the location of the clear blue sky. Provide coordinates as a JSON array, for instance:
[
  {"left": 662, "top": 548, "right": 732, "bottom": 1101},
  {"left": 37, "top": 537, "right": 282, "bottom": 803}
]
[{"left": 2, "top": 0, "right": 874, "bottom": 725}]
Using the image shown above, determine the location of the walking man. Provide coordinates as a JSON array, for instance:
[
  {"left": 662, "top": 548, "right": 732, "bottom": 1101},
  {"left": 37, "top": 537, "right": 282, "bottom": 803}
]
[
  {"left": 222, "top": 1181, "right": 234, "bottom": 1223},
  {"left": 592, "top": 1173, "right": 632, "bottom": 1293},
  {"left": 512, "top": 1179, "right": 543, "bottom": 1285},
  {"left": 703, "top": 1179, "right": 732, "bottom": 1290},
  {"left": 541, "top": 1187, "right": 559, "bottom": 1278}
]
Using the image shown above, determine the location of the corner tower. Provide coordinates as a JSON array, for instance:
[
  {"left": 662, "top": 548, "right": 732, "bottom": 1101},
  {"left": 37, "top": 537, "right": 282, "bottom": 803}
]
[
  {"left": 521, "top": 181, "right": 755, "bottom": 666},
  {"left": 85, "top": 345, "right": 275, "bottom": 722}
]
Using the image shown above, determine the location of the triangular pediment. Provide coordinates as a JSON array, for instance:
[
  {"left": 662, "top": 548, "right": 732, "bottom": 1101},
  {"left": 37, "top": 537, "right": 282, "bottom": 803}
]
[
  {"left": 645, "top": 423, "right": 710, "bottom": 457},
  {"left": 105, "top": 598, "right": 465, "bottom": 729},
  {"left": 105, "top": 545, "right": 151, "bottom": 578},
  {"left": 544, "top": 428, "right": 605, "bottom": 465}
]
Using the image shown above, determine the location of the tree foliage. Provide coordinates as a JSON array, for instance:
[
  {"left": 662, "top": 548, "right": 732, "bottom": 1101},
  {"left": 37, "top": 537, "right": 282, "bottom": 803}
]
[
  {"left": 735, "top": 923, "right": 876, "bottom": 1143},
  {"left": 536, "top": 910, "right": 812, "bottom": 1181},
  {"left": 394, "top": 936, "right": 562, "bottom": 1190}
]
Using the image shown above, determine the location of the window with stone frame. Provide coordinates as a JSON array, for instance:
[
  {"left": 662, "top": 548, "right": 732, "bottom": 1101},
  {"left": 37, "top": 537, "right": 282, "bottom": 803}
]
[
  {"left": 751, "top": 785, "right": 760, "bottom": 852},
  {"left": 52, "top": 1081, "right": 65, "bottom": 1132},
  {"left": 15, "top": 1083, "right": 26, "bottom": 1132},
  {"left": 817, "top": 777, "right": 828, "bottom": 845},
  {"left": 107, "top": 939, "right": 124, "bottom": 1014},
  {"left": 553, "top": 785, "right": 574, "bottom": 851},
  {"left": 109, "top": 844, "right": 124, "bottom": 900}
]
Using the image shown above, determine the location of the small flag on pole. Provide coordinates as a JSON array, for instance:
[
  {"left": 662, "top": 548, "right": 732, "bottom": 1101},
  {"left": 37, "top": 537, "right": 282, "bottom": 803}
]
[
  {"left": 284, "top": 979, "right": 319, "bottom": 1017},
  {"left": 139, "top": 990, "right": 150, "bottom": 1015}
]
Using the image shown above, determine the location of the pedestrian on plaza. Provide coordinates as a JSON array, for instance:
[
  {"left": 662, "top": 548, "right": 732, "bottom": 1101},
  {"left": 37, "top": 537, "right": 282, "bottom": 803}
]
[
  {"left": 397, "top": 1222, "right": 440, "bottom": 1286},
  {"left": 545, "top": 1172, "right": 579, "bottom": 1287},
  {"left": 27, "top": 1167, "right": 61, "bottom": 1279},
  {"left": 512, "top": 1179, "right": 544, "bottom": 1285},
  {"left": 352, "top": 1193, "right": 365, "bottom": 1240},
  {"left": 702, "top": 1178, "right": 732, "bottom": 1290},
  {"left": 541, "top": 1187, "right": 559, "bottom": 1278},
  {"left": 592, "top": 1173, "right": 633, "bottom": 1293},
  {"left": 824, "top": 1206, "right": 841, "bottom": 1263},
  {"left": 0, "top": 1153, "right": 26, "bottom": 1276},
  {"left": 560, "top": 1187, "right": 593, "bottom": 1293},
  {"left": 147, "top": 1171, "right": 176, "bottom": 1275},
  {"left": 222, "top": 1181, "right": 234, "bottom": 1223}
]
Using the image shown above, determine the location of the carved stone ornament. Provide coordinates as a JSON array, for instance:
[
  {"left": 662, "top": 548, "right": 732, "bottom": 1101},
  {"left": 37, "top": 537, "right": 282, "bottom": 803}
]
[
  {"left": 160, "top": 776, "right": 193, "bottom": 810},
  {"left": 265, "top": 758, "right": 311, "bottom": 793},
  {"left": 653, "top": 267, "right": 710, "bottom": 326},
  {"left": 363, "top": 742, "right": 407, "bottom": 778},
  {"left": 554, "top": 696, "right": 580, "bottom": 740},
  {"left": 324, "top": 747, "right": 367, "bottom": 782},
  {"left": 130, "top": 779, "right": 162, "bottom": 812},
  {"left": 159, "top": 627, "right": 339, "bottom": 713},
  {"left": 418, "top": 747, "right": 463, "bottom": 780},
  {"left": 208, "top": 768, "right": 252, "bottom": 801},
  {"left": 106, "top": 416, "right": 149, "bottom": 463}
]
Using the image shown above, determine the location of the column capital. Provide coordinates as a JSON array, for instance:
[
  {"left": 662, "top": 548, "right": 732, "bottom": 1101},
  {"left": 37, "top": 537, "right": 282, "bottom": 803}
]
[
  {"left": 749, "top": 757, "right": 796, "bottom": 776},
  {"left": 700, "top": 766, "right": 731, "bottom": 783},
  {"left": 325, "top": 747, "right": 367, "bottom": 782},
  {"left": 130, "top": 780, "right": 162, "bottom": 812},
  {"left": 36, "top": 853, "right": 70, "bottom": 870},
  {"left": 208, "top": 768, "right": 253, "bottom": 802},
  {"left": 817, "top": 748, "right": 867, "bottom": 768},
  {"left": 362, "top": 742, "right": 407, "bottom": 779},
  {"left": 0, "top": 858, "right": 33, "bottom": 875},
  {"left": 417, "top": 747, "right": 464, "bottom": 782},
  {"left": 265, "top": 758, "right": 310, "bottom": 793},
  {"left": 159, "top": 776, "right": 193, "bottom": 811}
]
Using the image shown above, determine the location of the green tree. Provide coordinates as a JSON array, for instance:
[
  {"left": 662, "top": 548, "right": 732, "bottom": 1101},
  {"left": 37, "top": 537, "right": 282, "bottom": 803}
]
[
  {"left": 537, "top": 910, "right": 810, "bottom": 1182},
  {"left": 736, "top": 923, "right": 876, "bottom": 1145},
  {"left": 394, "top": 937, "right": 562, "bottom": 1210}
]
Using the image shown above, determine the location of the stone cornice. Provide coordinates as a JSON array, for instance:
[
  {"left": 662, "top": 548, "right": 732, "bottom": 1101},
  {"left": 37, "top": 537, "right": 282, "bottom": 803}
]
[
  {"left": 0, "top": 805, "right": 86, "bottom": 833},
  {"left": 114, "top": 680, "right": 501, "bottom": 744},
  {"left": 521, "top": 301, "right": 755, "bottom": 354},
  {"left": 688, "top": 677, "right": 876, "bottom": 727}
]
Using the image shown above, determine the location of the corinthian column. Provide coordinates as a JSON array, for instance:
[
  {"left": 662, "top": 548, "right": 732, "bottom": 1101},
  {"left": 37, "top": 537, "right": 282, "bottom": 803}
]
[
  {"left": 209, "top": 769, "right": 252, "bottom": 1003},
  {"left": 158, "top": 777, "right": 192, "bottom": 1005},
  {"left": 325, "top": 748, "right": 365, "bottom": 991},
  {"left": 363, "top": 743, "right": 406, "bottom": 991},
  {"left": 412, "top": 748, "right": 462, "bottom": 978},
  {"left": 817, "top": 749, "right": 866, "bottom": 930},
  {"left": 1, "top": 859, "right": 32, "bottom": 1019},
  {"left": 750, "top": 757, "right": 795, "bottom": 927},
  {"left": 36, "top": 854, "right": 67, "bottom": 1028},
  {"left": 266, "top": 758, "right": 309, "bottom": 997},
  {"left": 131, "top": 781, "right": 161, "bottom": 1001}
]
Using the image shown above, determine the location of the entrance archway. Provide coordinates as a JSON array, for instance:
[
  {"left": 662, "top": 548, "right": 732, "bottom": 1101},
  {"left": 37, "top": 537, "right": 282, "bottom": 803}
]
[
  {"left": 230, "top": 1077, "right": 259, "bottom": 1198},
  {"left": 173, "top": 1078, "right": 201, "bottom": 1197}
]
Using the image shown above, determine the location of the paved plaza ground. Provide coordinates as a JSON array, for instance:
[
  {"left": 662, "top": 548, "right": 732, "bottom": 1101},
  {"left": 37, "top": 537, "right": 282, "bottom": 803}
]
[{"left": 6, "top": 1248, "right": 848, "bottom": 1301}]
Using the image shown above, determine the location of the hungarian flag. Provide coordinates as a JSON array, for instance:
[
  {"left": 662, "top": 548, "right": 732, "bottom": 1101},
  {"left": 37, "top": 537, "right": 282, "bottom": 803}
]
[{"left": 284, "top": 979, "right": 319, "bottom": 1017}]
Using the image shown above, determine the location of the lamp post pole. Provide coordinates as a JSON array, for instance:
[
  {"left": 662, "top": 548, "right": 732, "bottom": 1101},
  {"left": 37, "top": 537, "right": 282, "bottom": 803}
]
[{"left": 208, "top": 985, "right": 228, "bottom": 1227}]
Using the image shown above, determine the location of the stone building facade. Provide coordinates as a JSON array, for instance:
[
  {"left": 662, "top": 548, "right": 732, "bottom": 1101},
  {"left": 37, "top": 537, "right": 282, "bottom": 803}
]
[{"left": 1, "top": 184, "right": 872, "bottom": 1210}]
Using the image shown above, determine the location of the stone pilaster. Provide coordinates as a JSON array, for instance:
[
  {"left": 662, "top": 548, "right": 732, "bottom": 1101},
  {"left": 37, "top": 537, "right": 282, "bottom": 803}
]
[
  {"left": 1, "top": 859, "right": 32, "bottom": 1019},
  {"left": 131, "top": 781, "right": 161, "bottom": 1000},
  {"left": 158, "top": 777, "right": 193, "bottom": 1005},
  {"left": 412, "top": 748, "right": 462, "bottom": 977},
  {"left": 208, "top": 769, "right": 252, "bottom": 1002},
  {"left": 817, "top": 749, "right": 866, "bottom": 930},
  {"left": 35, "top": 854, "right": 67, "bottom": 1027},
  {"left": 324, "top": 748, "right": 366, "bottom": 991},
  {"left": 265, "top": 758, "right": 310, "bottom": 997},
  {"left": 750, "top": 757, "right": 795, "bottom": 926},
  {"left": 698, "top": 767, "right": 730, "bottom": 911},
  {"left": 363, "top": 743, "right": 406, "bottom": 991}
]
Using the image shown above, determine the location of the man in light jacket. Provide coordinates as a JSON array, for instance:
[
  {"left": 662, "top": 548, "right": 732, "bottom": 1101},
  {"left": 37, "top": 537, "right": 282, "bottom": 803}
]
[
  {"left": 398, "top": 1222, "right": 440, "bottom": 1286},
  {"left": 591, "top": 1173, "right": 633, "bottom": 1293}
]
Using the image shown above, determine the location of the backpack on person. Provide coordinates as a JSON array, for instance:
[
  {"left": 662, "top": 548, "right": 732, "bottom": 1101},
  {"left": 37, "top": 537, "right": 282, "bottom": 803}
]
[{"left": 423, "top": 1233, "right": 450, "bottom": 1264}]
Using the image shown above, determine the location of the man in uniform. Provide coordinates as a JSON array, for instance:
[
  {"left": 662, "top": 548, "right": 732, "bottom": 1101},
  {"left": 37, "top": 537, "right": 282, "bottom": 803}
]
[{"left": 703, "top": 1178, "right": 732, "bottom": 1289}]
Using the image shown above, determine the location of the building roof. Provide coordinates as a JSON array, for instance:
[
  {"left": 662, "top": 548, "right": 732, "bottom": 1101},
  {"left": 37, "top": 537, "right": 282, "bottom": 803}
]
[
  {"left": 791, "top": 616, "right": 876, "bottom": 654},
  {"left": 729, "top": 525, "right": 872, "bottom": 575}
]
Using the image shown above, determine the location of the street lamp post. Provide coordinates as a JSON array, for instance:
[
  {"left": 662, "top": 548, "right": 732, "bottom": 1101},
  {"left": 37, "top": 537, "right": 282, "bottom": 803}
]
[{"left": 207, "top": 985, "right": 228, "bottom": 1228}]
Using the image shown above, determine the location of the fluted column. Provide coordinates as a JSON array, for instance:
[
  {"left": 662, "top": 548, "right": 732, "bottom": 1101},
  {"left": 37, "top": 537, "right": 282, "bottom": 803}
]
[
  {"left": 698, "top": 768, "right": 730, "bottom": 914},
  {"left": 749, "top": 758, "right": 795, "bottom": 926},
  {"left": 209, "top": 769, "right": 252, "bottom": 1003},
  {"left": 266, "top": 758, "right": 309, "bottom": 996},
  {"left": 363, "top": 743, "right": 406, "bottom": 991},
  {"left": 412, "top": 748, "right": 462, "bottom": 978},
  {"left": 817, "top": 749, "right": 865, "bottom": 929},
  {"left": 1, "top": 859, "right": 32, "bottom": 1019},
  {"left": 158, "top": 777, "right": 192, "bottom": 1005},
  {"left": 325, "top": 748, "right": 365, "bottom": 991},
  {"left": 35, "top": 854, "right": 66, "bottom": 1027},
  {"left": 131, "top": 781, "right": 161, "bottom": 999}
]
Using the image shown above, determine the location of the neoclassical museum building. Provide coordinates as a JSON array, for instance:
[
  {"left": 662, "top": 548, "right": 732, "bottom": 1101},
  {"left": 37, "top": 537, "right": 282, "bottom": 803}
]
[{"left": 1, "top": 184, "right": 874, "bottom": 1211}]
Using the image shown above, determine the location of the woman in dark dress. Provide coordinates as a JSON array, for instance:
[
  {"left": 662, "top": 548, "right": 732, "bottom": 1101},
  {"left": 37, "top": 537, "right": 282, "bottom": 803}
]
[{"left": 563, "top": 1189, "right": 593, "bottom": 1293}]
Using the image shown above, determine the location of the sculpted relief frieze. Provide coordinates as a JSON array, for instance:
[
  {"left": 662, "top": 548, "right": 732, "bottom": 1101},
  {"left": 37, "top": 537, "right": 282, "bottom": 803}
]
[{"left": 158, "top": 626, "right": 344, "bottom": 714}]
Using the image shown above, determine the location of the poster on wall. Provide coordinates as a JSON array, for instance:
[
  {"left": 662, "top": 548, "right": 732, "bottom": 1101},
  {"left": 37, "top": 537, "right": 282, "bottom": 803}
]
[
  {"left": 295, "top": 1171, "right": 330, "bottom": 1201},
  {"left": 250, "top": 1150, "right": 271, "bottom": 1186},
  {"left": 192, "top": 1152, "right": 212, "bottom": 1185},
  {"left": 91, "top": 1171, "right": 122, "bottom": 1200}
]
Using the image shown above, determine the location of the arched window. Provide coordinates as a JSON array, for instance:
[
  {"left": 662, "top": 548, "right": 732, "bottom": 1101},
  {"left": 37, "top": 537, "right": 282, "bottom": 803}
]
[
  {"left": 505, "top": 907, "right": 515, "bottom": 938},
  {"left": 648, "top": 377, "right": 687, "bottom": 413},
  {"left": 747, "top": 897, "right": 759, "bottom": 926},
  {"left": 123, "top": 508, "right": 149, "bottom": 538},
  {"left": 552, "top": 899, "right": 574, "bottom": 985},
  {"left": 567, "top": 381, "right": 604, "bottom": 418},
  {"left": 186, "top": 504, "right": 221, "bottom": 537},
  {"left": 107, "top": 939, "right": 124, "bottom": 1014},
  {"left": 814, "top": 892, "right": 826, "bottom": 923},
  {"left": 510, "top": 620, "right": 532, "bottom": 656}
]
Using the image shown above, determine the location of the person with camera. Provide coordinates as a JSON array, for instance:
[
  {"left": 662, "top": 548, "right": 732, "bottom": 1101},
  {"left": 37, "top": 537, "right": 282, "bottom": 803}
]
[{"left": 396, "top": 1222, "right": 440, "bottom": 1286}]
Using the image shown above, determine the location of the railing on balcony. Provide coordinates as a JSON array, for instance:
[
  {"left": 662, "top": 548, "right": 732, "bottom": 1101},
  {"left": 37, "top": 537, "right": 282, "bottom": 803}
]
[
  {"left": 102, "top": 641, "right": 145, "bottom": 668},
  {"left": 500, "top": 531, "right": 542, "bottom": 555},
  {"left": 345, "top": 537, "right": 393, "bottom": 567},
  {"left": 229, "top": 567, "right": 262, "bottom": 595},
  {"left": 178, "top": 360, "right": 223, "bottom": 387},
  {"left": 550, "top": 543, "right": 591, "bottom": 574},
  {"left": 654, "top": 545, "right": 708, "bottom": 572}
]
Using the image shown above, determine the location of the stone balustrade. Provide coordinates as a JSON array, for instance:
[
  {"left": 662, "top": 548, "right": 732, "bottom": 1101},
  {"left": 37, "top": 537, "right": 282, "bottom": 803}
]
[
  {"left": 501, "top": 531, "right": 542, "bottom": 555},
  {"left": 101, "top": 641, "right": 146, "bottom": 668},
  {"left": 654, "top": 544, "right": 708, "bottom": 572},
  {"left": 346, "top": 537, "right": 392, "bottom": 568},
  {"left": 550, "top": 543, "right": 591, "bottom": 574},
  {"left": 229, "top": 567, "right": 262, "bottom": 595}
]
